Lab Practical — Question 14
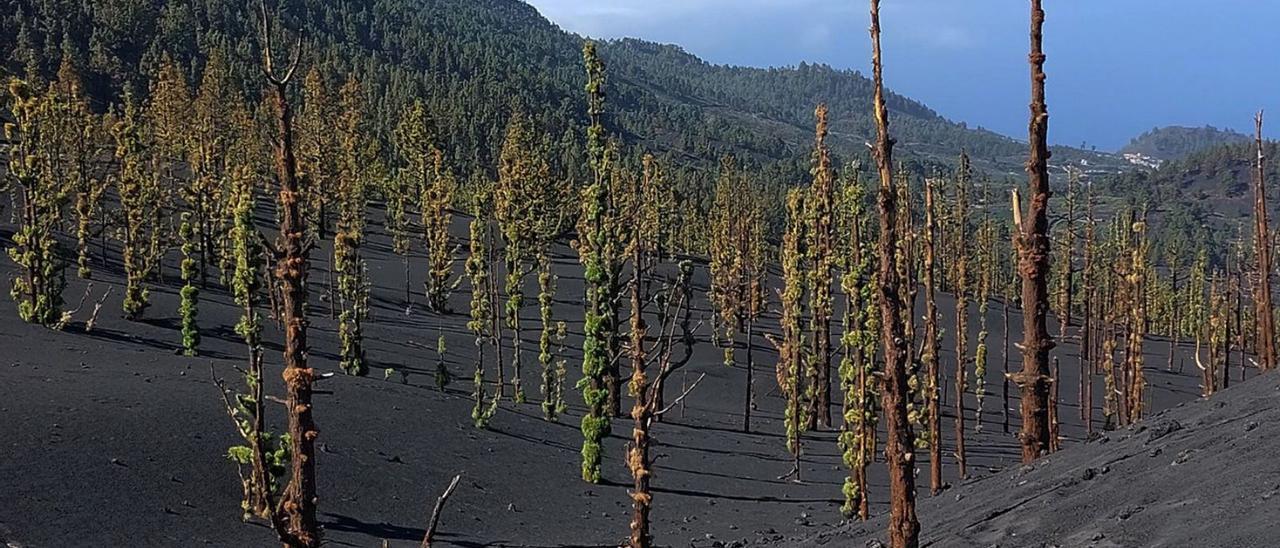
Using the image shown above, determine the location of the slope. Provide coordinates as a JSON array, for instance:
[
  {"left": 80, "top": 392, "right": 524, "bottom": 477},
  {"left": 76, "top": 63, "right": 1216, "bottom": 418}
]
[
  {"left": 0, "top": 191, "right": 1237, "bottom": 547},
  {"left": 1120, "top": 125, "right": 1251, "bottom": 163},
  {"left": 772, "top": 370, "right": 1280, "bottom": 548}
]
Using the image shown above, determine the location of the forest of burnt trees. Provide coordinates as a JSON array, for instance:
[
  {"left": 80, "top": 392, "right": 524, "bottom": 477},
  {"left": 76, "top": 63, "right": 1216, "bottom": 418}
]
[{"left": 2, "top": 1, "right": 1278, "bottom": 547}]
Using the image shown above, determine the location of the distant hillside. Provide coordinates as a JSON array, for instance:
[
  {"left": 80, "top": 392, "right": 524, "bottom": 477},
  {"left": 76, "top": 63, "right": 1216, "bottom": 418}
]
[
  {"left": 1, "top": 0, "right": 1125, "bottom": 182},
  {"left": 1120, "top": 125, "right": 1251, "bottom": 163},
  {"left": 1100, "top": 140, "right": 1280, "bottom": 265}
]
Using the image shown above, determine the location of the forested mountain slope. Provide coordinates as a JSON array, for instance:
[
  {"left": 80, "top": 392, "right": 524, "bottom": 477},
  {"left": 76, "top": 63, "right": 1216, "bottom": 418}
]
[
  {"left": 1, "top": 0, "right": 1125, "bottom": 184},
  {"left": 1100, "top": 140, "right": 1280, "bottom": 266},
  {"left": 1120, "top": 125, "right": 1251, "bottom": 162}
]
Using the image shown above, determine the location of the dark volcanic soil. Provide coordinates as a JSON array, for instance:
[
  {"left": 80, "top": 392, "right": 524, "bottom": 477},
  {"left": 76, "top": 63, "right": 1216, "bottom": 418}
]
[
  {"left": 772, "top": 371, "right": 1280, "bottom": 548},
  {"left": 0, "top": 200, "right": 1261, "bottom": 547}
]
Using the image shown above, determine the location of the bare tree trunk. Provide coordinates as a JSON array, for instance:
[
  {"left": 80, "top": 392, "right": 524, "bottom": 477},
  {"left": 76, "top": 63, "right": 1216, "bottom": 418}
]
[
  {"left": 1253, "top": 112, "right": 1276, "bottom": 372},
  {"left": 1049, "top": 357, "right": 1060, "bottom": 452},
  {"left": 1015, "top": 0, "right": 1055, "bottom": 464},
  {"left": 744, "top": 317, "right": 754, "bottom": 433},
  {"left": 954, "top": 296, "right": 967, "bottom": 479},
  {"left": 1002, "top": 294, "right": 1011, "bottom": 434},
  {"left": 259, "top": 8, "right": 319, "bottom": 543},
  {"left": 923, "top": 178, "right": 943, "bottom": 496},
  {"left": 869, "top": 2, "right": 919, "bottom": 545}
]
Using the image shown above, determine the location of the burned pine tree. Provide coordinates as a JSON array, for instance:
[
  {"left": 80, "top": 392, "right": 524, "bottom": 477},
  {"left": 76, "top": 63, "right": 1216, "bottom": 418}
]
[
  {"left": 710, "top": 156, "right": 768, "bottom": 432},
  {"left": 807, "top": 104, "right": 837, "bottom": 430},
  {"left": 189, "top": 49, "right": 236, "bottom": 288},
  {"left": 1014, "top": 0, "right": 1056, "bottom": 464},
  {"left": 974, "top": 175, "right": 997, "bottom": 432},
  {"left": 5, "top": 77, "right": 70, "bottom": 326},
  {"left": 257, "top": 4, "right": 319, "bottom": 544},
  {"left": 775, "top": 188, "right": 809, "bottom": 482},
  {"left": 335, "top": 76, "right": 370, "bottom": 377},
  {"left": 297, "top": 68, "right": 339, "bottom": 316},
  {"left": 1252, "top": 112, "right": 1276, "bottom": 372},
  {"left": 623, "top": 155, "right": 698, "bottom": 548},
  {"left": 467, "top": 180, "right": 500, "bottom": 429},
  {"left": 868, "top": 1, "right": 919, "bottom": 544},
  {"left": 112, "top": 92, "right": 163, "bottom": 321},
  {"left": 578, "top": 40, "right": 626, "bottom": 483},
  {"left": 950, "top": 152, "right": 971, "bottom": 479},
  {"left": 213, "top": 148, "right": 292, "bottom": 525},
  {"left": 922, "top": 176, "right": 943, "bottom": 496},
  {"left": 837, "top": 165, "right": 880, "bottom": 517}
]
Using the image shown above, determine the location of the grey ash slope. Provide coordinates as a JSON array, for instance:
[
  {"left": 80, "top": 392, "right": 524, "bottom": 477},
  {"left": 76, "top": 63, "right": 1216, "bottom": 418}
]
[{"left": 772, "top": 372, "right": 1280, "bottom": 548}]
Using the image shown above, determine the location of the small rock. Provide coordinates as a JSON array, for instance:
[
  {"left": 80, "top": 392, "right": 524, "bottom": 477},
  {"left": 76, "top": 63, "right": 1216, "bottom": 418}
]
[
  {"left": 1081, "top": 467, "right": 1097, "bottom": 481},
  {"left": 1147, "top": 447, "right": 1162, "bottom": 457},
  {"left": 110, "top": 458, "right": 127, "bottom": 467},
  {"left": 1145, "top": 420, "right": 1182, "bottom": 444},
  {"left": 1245, "top": 421, "right": 1259, "bottom": 432},
  {"left": 1116, "top": 505, "right": 1144, "bottom": 521},
  {"left": 507, "top": 503, "right": 516, "bottom": 512}
]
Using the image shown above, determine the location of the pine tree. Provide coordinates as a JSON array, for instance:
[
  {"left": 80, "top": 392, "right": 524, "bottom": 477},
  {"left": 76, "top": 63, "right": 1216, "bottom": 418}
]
[
  {"left": 578, "top": 40, "right": 619, "bottom": 483},
  {"left": 179, "top": 212, "right": 201, "bottom": 355},
  {"left": 1121, "top": 211, "right": 1150, "bottom": 423},
  {"left": 709, "top": 155, "right": 760, "bottom": 431},
  {"left": 624, "top": 250, "right": 695, "bottom": 548},
  {"left": 258, "top": 7, "right": 319, "bottom": 542},
  {"left": 537, "top": 251, "right": 566, "bottom": 420},
  {"left": 974, "top": 176, "right": 996, "bottom": 432},
  {"left": 335, "top": 75, "right": 370, "bottom": 376},
  {"left": 5, "top": 77, "right": 70, "bottom": 326},
  {"left": 395, "top": 99, "right": 458, "bottom": 314},
  {"left": 807, "top": 103, "right": 836, "bottom": 430},
  {"left": 53, "top": 54, "right": 106, "bottom": 282},
  {"left": 214, "top": 155, "right": 290, "bottom": 523},
  {"left": 467, "top": 180, "right": 499, "bottom": 428},
  {"left": 776, "top": 188, "right": 808, "bottom": 482},
  {"left": 189, "top": 48, "right": 236, "bottom": 287},
  {"left": 384, "top": 166, "right": 414, "bottom": 309},
  {"left": 299, "top": 67, "right": 339, "bottom": 316},
  {"left": 1251, "top": 112, "right": 1276, "bottom": 371},
  {"left": 424, "top": 149, "right": 459, "bottom": 315},
  {"left": 709, "top": 156, "right": 745, "bottom": 370},
  {"left": 951, "top": 152, "right": 971, "bottom": 479},
  {"left": 837, "top": 165, "right": 880, "bottom": 517},
  {"left": 496, "top": 108, "right": 567, "bottom": 404},
  {"left": 1014, "top": 0, "right": 1056, "bottom": 463},
  {"left": 868, "top": 2, "right": 919, "bottom": 543},
  {"left": 921, "top": 176, "right": 943, "bottom": 496},
  {"left": 112, "top": 91, "right": 161, "bottom": 321}
]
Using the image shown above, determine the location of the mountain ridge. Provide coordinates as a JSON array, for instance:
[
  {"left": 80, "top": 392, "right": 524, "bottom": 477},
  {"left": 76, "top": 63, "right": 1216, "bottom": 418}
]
[{"left": 2, "top": 0, "right": 1127, "bottom": 179}]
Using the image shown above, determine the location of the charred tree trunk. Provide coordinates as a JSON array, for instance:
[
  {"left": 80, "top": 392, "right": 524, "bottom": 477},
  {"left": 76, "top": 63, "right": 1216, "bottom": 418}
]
[
  {"left": 869, "top": 2, "right": 919, "bottom": 545},
  {"left": 1049, "top": 357, "right": 1060, "bottom": 452},
  {"left": 1002, "top": 289, "right": 1011, "bottom": 434},
  {"left": 1253, "top": 112, "right": 1276, "bottom": 372},
  {"left": 744, "top": 316, "right": 754, "bottom": 433},
  {"left": 1015, "top": 0, "right": 1055, "bottom": 464},
  {"left": 923, "top": 178, "right": 943, "bottom": 496},
  {"left": 259, "top": 5, "right": 319, "bottom": 545}
]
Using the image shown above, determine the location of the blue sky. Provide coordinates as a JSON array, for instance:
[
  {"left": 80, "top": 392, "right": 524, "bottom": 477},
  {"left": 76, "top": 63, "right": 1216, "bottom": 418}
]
[{"left": 524, "top": 0, "right": 1280, "bottom": 151}]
